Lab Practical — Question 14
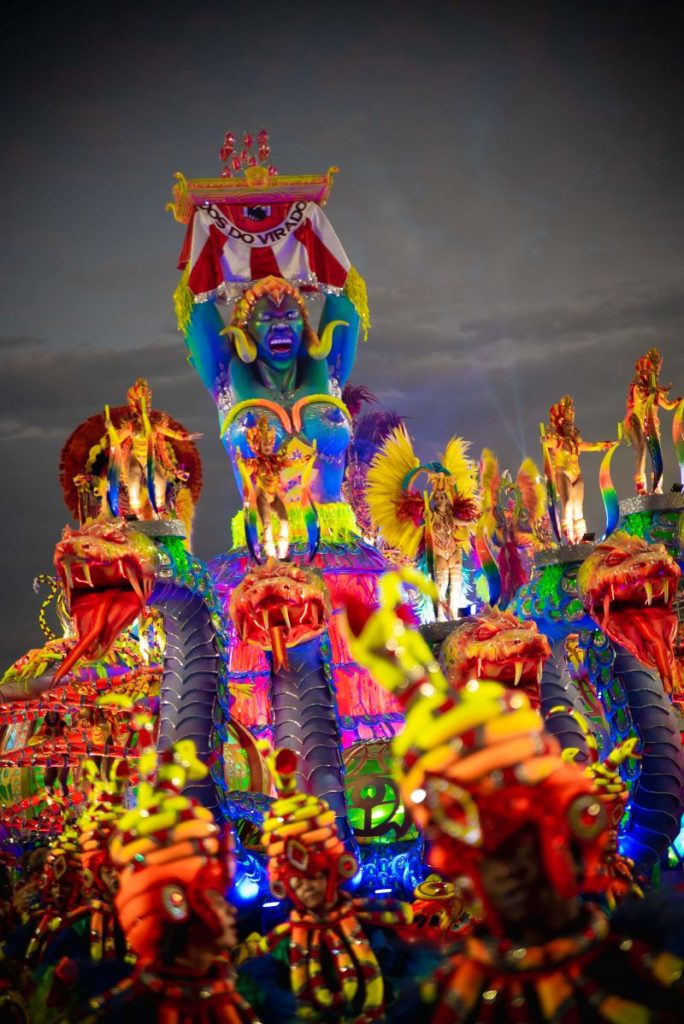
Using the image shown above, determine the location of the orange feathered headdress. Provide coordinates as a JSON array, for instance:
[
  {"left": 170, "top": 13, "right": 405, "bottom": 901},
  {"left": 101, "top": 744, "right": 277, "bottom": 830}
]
[
  {"left": 261, "top": 749, "right": 357, "bottom": 907},
  {"left": 109, "top": 742, "right": 231, "bottom": 964},
  {"left": 232, "top": 276, "right": 310, "bottom": 329},
  {"left": 548, "top": 394, "right": 575, "bottom": 435}
]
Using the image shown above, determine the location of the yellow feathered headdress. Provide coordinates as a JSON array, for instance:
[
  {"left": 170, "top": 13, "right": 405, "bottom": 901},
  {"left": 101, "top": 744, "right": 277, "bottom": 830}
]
[{"left": 366, "top": 426, "right": 479, "bottom": 560}]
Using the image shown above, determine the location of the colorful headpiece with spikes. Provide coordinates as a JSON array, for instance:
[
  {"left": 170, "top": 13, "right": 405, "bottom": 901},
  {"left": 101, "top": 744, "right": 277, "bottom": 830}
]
[
  {"left": 127, "top": 377, "right": 153, "bottom": 410},
  {"left": 109, "top": 741, "right": 232, "bottom": 964},
  {"left": 548, "top": 394, "right": 575, "bottom": 434},
  {"left": 262, "top": 749, "right": 357, "bottom": 908},
  {"left": 343, "top": 569, "right": 612, "bottom": 932},
  {"left": 634, "top": 347, "right": 663, "bottom": 380},
  {"left": 233, "top": 275, "right": 309, "bottom": 327}
]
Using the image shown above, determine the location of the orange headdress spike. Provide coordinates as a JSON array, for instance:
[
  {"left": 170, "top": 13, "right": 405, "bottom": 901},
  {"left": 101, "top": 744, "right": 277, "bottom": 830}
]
[
  {"left": 127, "top": 377, "right": 153, "bottom": 409},
  {"left": 548, "top": 394, "right": 574, "bottom": 434},
  {"left": 109, "top": 741, "right": 230, "bottom": 965},
  {"left": 232, "top": 275, "right": 309, "bottom": 329},
  {"left": 262, "top": 748, "right": 357, "bottom": 906}
]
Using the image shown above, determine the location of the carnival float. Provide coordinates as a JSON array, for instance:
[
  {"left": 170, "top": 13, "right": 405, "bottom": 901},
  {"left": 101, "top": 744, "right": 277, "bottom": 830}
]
[{"left": 1, "top": 130, "right": 684, "bottom": 1023}]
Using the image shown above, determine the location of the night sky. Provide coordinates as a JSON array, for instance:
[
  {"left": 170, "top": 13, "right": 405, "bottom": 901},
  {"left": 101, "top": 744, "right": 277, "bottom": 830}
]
[{"left": 1, "top": 0, "right": 683, "bottom": 668}]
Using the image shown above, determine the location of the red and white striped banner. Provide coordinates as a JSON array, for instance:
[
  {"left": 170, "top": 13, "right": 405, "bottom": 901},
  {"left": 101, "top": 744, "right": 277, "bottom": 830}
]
[{"left": 178, "top": 200, "right": 351, "bottom": 300}]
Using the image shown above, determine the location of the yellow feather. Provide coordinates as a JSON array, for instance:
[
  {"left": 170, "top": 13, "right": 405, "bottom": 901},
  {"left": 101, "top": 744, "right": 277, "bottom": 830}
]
[
  {"left": 174, "top": 487, "right": 196, "bottom": 552},
  {"left": 477, "top": 448, "right": 500, "bottom": 536},
  {"left": 366, "top": 425, "right": 424, "bottom": 558},
  {"left": 440, "top": 436, "right": 478, "bottom": 499},
  {"left": 516, "top": 457, "right": 546, "bottom": 524},
  {"left": 479, "top": 449, "right": 500, "bottom": 513}
]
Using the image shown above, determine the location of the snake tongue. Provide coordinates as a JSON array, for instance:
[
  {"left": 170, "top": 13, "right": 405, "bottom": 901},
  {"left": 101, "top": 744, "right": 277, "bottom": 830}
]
[
  {"left": 602, "top": 606, "right": 679, "bottom": 694},
  {"left": 269, "top": 625, "right": 288, "bottom": 672},
  {"left": 52, "top": 589, "right": 144, "bottom": 684}
]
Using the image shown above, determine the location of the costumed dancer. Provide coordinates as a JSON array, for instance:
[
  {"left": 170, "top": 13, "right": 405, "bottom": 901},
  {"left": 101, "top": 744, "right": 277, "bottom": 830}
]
[
  {"left": 237, "top": 415, "right": 296, "bottom": 560},
  {"left": 476, "top": 450, "right": 547, "bottom": 608},
  {"left": 87, "top": 740, "right": 256, "bottom": 1024},
  {"left": 344, "top": 569, "right": 684, "bottom": 1023},
  {"left": 542, "top": 395, "right": 612, "bottom": 544},
  {"left": 237, "top": 748, "right": 413, "bottom": 1023},
  {"left": 366, "top": 427, "right": 479, "bottom": 621},
  {"left": 623, "top": 347, "right": 682, "bottom": 494},
  {"left": 99, "top": 378, "right": 201, "bottom": 519}
]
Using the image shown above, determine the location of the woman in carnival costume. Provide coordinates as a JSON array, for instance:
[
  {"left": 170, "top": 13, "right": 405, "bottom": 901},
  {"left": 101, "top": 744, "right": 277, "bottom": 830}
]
[
  {"left": 83, "top": 740, "right": 257, "bottom": 1024},
  {"left": 543, "top": 395, "right": 613, "bottom": 545},
  {"left": 623, "top": 347, "right": 682, "bottom": 494},
  {"left": 236, "top": 748, "right": 416, "bottom": 1024},
  {"left": 344, "top": 568, "right": 684, "bottom": 1023}
]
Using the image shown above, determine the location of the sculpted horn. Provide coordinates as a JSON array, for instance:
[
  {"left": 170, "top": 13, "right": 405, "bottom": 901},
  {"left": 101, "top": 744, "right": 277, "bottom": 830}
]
[
  {"left": 307, "top": 319, "right": 349, "bottom": 360},
  {"left": 221, "top": 326, "right": 257, "bottom": 364}
]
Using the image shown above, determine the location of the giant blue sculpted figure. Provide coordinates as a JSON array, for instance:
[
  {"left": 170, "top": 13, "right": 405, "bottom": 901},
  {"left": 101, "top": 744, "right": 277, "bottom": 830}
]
[{"left": 185, "top": 275, "right": 360, "bottom": 506}]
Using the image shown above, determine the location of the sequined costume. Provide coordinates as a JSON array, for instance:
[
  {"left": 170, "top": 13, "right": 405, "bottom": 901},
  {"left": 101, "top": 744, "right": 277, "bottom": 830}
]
[
  {"left": 623, "top": 348, "right": 682, "bottom": 493},
  {"left": 96, "top": 378, "right": 201, "bottom": 518},
  {"left": 544, "top": 396, "right": 612, "bottom": 544},
  {"left": 366, "top": 428, "right": 479, "bottom": 621}
]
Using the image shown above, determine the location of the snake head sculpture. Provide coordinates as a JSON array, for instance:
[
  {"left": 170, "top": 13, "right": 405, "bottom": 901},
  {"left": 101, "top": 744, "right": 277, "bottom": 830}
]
[
  {"left": 577, "top": 532, "right": 681, "bottom": 692},
  {"left": 439, "top": 607, "right": 551, "bottom": 704},
  {"left": 229, "top": 559, "right": 331, "bottom": 671},
  {"left": 52, "top": 520, "right": 157, "bottom": 684}
]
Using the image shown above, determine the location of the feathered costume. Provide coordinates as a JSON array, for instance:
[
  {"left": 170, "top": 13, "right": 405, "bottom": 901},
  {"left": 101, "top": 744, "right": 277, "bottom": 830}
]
[
  {"left": 475, "top": 449, "right": 546, "bottom": 608},
  {"left": 366, "top": 426, "right": 479, "bottom": 620}
]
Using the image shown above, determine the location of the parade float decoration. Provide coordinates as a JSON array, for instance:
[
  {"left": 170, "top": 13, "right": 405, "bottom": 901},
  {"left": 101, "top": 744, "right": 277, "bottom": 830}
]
[
  {"left": 0, "top": 138, "right": 423, "bottom": 901},
  {"left": 365, "top": 426, "right": 480, "bottom": 621},
  {"left": 509, "top": 364, "right": 684, "bottom": 874},
  {"left": 438, "top": 607, "right": 551, "bottom": 709},
  {"left": 167, "top": 134, "right": 421, "bottom": 892},
  {"left": 0, "top": 382, "right": 267, "bottom": 850},
  {"left": 1, "top": 127, "right": 684, "bottom": 922}
]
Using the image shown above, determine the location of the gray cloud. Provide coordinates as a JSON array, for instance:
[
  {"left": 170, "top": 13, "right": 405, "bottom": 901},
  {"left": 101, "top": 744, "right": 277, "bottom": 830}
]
[
  {"left": 0, "top": 335, "right": 47, "bottom": 349},
  {"left": 1, "top": 0, "right": 683, "bottom": 670}
]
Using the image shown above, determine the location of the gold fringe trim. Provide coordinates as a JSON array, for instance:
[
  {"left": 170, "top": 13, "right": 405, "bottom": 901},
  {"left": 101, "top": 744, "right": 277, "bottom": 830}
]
[
  {"left": 231, "top": 501, "right": 359, "bottom": 549},
  {"left": 344, "top": 265, "right": 371, "bottom": 341},
  {"left": 173, "top": 265, "right": 193, "bottom": 335}
]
